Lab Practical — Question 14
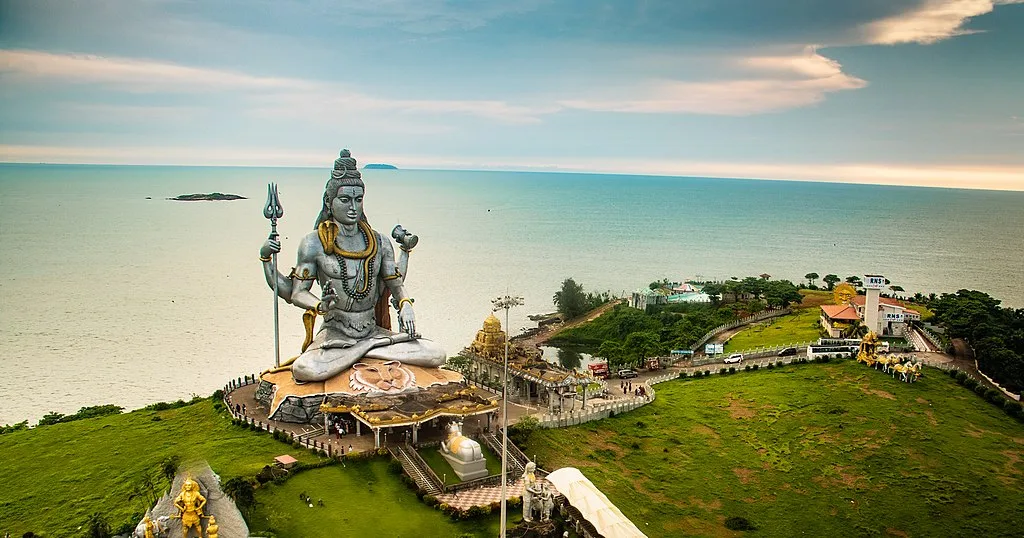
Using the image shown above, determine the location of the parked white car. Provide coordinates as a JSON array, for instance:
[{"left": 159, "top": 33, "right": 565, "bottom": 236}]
[{"left": 724, "top": 353, "right": 744, "bottom": 364}]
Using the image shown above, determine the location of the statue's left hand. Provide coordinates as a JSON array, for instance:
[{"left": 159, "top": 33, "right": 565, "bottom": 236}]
[{"left": 399, "top": 303, "right": 416, "bottom": 337}]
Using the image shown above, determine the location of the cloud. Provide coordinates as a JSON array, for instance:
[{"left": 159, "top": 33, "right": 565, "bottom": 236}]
[
  {"left": 561, "top": 47, "right": 867, "bottom": 115},
  {"left": 861, "top": 0, "right": 1024, "bottom": 45},
  {"left": 0, "top": 49, "right": 553, "bottom": 124}
]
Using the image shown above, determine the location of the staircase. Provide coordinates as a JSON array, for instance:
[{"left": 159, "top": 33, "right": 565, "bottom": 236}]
[
  {"left": 389, "top": 444, "right": 442, "bottom": 495},
  {"left": 481, "top": 433, "right": 527, "bottom": 475}
]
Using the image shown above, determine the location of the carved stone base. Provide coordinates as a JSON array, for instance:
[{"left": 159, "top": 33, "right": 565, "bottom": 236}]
[
  {"left": 441, "top": 450, "right": 488, "bottom": 481},
  {"left": 259, "top": 359, "right": 466, "bottom": 423}
]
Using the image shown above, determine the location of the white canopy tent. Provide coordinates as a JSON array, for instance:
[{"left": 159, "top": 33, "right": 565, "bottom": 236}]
[{"left": 545, "top": 467, "right": 648, "bottom": 538}]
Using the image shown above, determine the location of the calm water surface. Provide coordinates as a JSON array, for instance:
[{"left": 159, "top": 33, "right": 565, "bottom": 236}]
[{"left": 1, "top": 164, "right": 1022, "bottom": 423}]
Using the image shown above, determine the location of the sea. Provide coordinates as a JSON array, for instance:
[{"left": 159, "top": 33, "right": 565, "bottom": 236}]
[{"left": 1, "top": 163, "right": 1022, "bottom": 424}]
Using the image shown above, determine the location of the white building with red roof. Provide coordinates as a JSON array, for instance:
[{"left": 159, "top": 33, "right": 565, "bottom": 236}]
[{"left": 820, "top": 274, "right": 920, "bottom": 338}]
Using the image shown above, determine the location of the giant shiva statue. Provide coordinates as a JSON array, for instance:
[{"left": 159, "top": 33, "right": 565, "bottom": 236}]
[{"left": 260, "top": 150, "right": 446, "bottom": 382}]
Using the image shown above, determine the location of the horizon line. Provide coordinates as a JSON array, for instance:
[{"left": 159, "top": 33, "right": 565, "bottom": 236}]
[{"left": 2, "top": 160, "right": 1023, "bottom": 194}]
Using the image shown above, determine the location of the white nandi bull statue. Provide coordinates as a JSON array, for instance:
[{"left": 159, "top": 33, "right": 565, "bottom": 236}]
[
  {"left": 133, "top": 514, "right": 170, "bottom": 538},
  {"left": 440, "top": 421, "right": 482, "bottom": 464}
]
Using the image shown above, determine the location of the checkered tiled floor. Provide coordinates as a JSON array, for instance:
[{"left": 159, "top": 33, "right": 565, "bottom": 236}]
[{"left": 436, "top": 478, "right": 552, "bottom": 511}]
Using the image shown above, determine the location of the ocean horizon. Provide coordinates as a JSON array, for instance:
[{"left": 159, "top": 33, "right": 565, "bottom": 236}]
[{"left": 1, "top": 163, "right": 1022, "bottom": 424}]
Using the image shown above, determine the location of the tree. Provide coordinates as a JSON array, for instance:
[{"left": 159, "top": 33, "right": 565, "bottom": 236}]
[
  {"left": 702, "top": 283, "right": 723, "bottom": 306},
  {"left": 846, "top": 275, "right": 863, "bottom": 288},
  {"left": 841, "top": 319, "right": 868, "bottom": 339},
  {"left": 804, "top": 272, "right": 819, "bottom": 288},
  {"left": 223, "top": 476, "right": 257, "bottom": 515},
  {"left": 597, "top": 340, "right": 627, "bottom": 369},
  {"left": 446, "top": 355, "right": 472, "bottom": 379},
  {"left": 823, "top": 274, "right": 840, "bottom": 291},
  {"left": 764, "top": 280, "right": 803, "bottom": 308},
  {"left": 553, "top": 278, "right": 587, "bottom": 319},
  {"left": 624, "top": 331, "right": 664, "bottom": 367}
]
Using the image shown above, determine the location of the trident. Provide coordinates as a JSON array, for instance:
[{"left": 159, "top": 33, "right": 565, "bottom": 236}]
[{"left": 263, "top": 183, "right": 284, "bottom": 367}]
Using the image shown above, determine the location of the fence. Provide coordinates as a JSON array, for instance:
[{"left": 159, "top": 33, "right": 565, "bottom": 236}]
[
  {"left": 222, "top": 374, "right": 342, "bottom": 457},
  {"left": 692, "top": 340, "right": 814, "bottom": 366},
  {"left": 690, "top": 308, "right": 792, "bottom": 352},
  {"left": 913, "top": 322, "right": 947, "bottom": 352},
  {"left": 534, "top": 372, "right": 675, "bottom": 428}
]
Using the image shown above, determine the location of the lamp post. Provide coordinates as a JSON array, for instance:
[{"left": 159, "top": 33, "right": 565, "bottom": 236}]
[{"left": 492, "top": 294, "right": 523, "bottom": 538}]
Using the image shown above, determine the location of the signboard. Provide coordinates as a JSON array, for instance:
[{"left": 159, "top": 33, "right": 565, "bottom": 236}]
[
  {"left": 588, "top": 363, "right": 608, "bottom": 378},
  {"left": 884, "top": 312, "right": 904, "bottom": 322},
  {"left": 864, "top": 275, "right": 886, "bottom": 289},
  {"left": 671, "top": 349, "right": 694, "bottom": 355},
  {"left": 705, "top": 344, "right": 724, "bottom": 355}
]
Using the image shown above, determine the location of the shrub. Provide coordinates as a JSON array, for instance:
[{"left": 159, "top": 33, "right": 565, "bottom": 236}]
[
  {"left": 719, "top": 369, "right": 727, "bottom": 375},
  {"left": 679, "top": 371, "right": 688, "bottom": 379},
  {"left": 466, "top": 505, "right": 488, "bottom": 519},
  {"left": 985, "top": 389, "right": 1003, "bottom": 404},
  {"left": 744, "top": 365, "right": 751, "bottom": 371},
  {"left": 974, "top": 384, "right": 988, "bottom": 397},
  {"left": 752, "top": 364, "right": 759, "bottom": 370},
  {"left": 725, "top": 516, "right": 756, "bottom": 531},
  {"left": 704, "top": 370, "right": 711, "bottom": 376},
  {"left": 0, "top": 421, "right": 28, "bottom": 435},
  {"left": 767, "top": 363, "right": 775, "bottom": 369},
  {"left": 211, "top": 389, "right": 224, "bottom": 400},
  {"left": 728, "top": 366, "right": 735, "bottom": 374},
  {"left": 630, "top": 442, "right": 641, "bottom": 450},
  {"left": 388, "top": 459, "right": 404, "bottom": 475},
  {"left": 509, "top": 415, "right": 540, "bottom": 444},
  {"left": 955, "top": 370, "right": 968, "bottom": 383},
  {"left": 423, "top": 494, "right": 439, "bottom": 507}
]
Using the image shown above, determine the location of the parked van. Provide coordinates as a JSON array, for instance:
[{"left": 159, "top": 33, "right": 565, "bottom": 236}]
[{"left": 618, "top": 369, "right": 639, "bottom": 379}]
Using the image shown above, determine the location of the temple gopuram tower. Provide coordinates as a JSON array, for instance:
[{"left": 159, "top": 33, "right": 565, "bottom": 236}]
[{"left": 470, "top": 313, "right": 506, "bottom": 359}]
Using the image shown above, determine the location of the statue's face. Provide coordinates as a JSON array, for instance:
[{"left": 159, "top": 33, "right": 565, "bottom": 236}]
[{"left": 332, "top": 186, "right": 364, "bottom": 225}]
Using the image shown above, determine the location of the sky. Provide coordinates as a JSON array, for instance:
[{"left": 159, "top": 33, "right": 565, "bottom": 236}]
[{"left": 1, "top": 0, "right": 1023, "bottom": 190}]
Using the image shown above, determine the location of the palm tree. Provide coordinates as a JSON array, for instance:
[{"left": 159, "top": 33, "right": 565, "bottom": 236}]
[{"left": 841, "top": 319, "right": 868, "bottom": 339}]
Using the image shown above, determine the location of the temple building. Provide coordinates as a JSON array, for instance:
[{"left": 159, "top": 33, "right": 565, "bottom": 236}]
[{"left": 462, "top": 314, "right": 589, "bottom": 412}]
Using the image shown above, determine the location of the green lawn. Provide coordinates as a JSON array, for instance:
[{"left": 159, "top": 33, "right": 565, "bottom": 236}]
[
  {"left": 724, "top": 308, "right": 822, "bottom": 351},
  {"left": 247, "top": 460, "right": 509, "bottom": 537},
  {"left": 0, "top": 399, "right": 327, "bottom": 536},
  {"left": 417, "top": 443, "right": 503, "bottom": 485},
  {"left": 524, "top": 360, "right": 1024, "bottom": 537}
]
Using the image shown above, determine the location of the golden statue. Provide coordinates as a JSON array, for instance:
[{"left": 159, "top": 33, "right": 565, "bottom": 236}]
[
  {"left": 206, "top": 515, "right": 219, "bottom": 538},
  {"left": 143, "top": 515, "right": 156, "bottom": 538},
  {"left": 173, "top": 475, "right": 207, "bottom": 538},
  {"left": 856, "top": 331, "right": 879, "bottom": 367},
  {"left": 833, "top": 282, "right": 856, "bottom": 306}
]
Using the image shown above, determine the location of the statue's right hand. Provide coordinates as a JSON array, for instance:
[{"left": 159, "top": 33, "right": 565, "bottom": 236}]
[
  {"left": 319, "top": 280, "right": 339, "bottom": 313},
  {"left": 260, "top": 239, "right": 281, "bottom": 259}
]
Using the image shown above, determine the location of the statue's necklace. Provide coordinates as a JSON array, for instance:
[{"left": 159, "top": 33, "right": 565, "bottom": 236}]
[{"left": 334, "top": 224, "right": 374, "bottom": 301}]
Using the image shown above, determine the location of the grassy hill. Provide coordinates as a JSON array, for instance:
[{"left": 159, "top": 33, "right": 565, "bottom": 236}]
[
  {"left": 523, "top": 360, "right": 1024, "bottom": 537},
  {"left": 0, "top": 400, "right": 502, "bottom": 537}
]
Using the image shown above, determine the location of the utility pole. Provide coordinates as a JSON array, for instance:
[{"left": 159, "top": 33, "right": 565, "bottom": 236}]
[{"left": 492, "top": 294, "right": 523, "bottom": 538}]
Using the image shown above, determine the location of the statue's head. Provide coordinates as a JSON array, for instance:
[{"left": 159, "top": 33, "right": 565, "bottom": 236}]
[
  {"left": 182, "top": 475, "right": 198, "bottom": 492},
  {"left": 316, "top": 149, "right": 366, "bottom": 228}
]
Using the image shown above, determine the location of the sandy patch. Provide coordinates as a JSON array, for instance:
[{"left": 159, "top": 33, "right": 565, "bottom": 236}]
[
  {"left": 693, "top": 424, "right": 721, "bottom": 439},
  {"left": 732, "top": 467, "right": 756, "bottom": 484},
  {"left": 886, "top": 529, "right": 909, "bottom": 537},
  {"left": 923, "top": 409, "right": 938, "bottom": 426},
  {"left": 995, "top": 450, "right": 1023, "bottom": 487},
  {"left": 725, "top": 399, "right": 756, "bottom": 419},
  {"left": 689, "top": 497, "right": 722, "bottom": 511},
  {"left": 915, "top": 397, "right": 930, "bottom": 405}
]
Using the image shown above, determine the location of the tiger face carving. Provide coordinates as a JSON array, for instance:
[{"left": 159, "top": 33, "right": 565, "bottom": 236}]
[{"left": 349, "top": 361, "right": 416, "bottom": 394}]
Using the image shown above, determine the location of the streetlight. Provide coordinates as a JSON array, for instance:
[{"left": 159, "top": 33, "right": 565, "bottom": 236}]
[{"left": 492, "top": 294, "right": 523, "bottom": 538}]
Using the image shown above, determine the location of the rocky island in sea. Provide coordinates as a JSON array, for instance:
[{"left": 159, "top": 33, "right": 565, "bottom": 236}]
[
  {"left": 362, "top": 163, "right": 398, "bottom": 170},
  {"left": 168, "top": 193, "right": 247, "bottom": 201}
]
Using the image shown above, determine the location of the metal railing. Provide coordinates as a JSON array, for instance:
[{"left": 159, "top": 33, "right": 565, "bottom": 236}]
[{"left": 690, "top": 308, "right": 792, "bottom": 352}]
